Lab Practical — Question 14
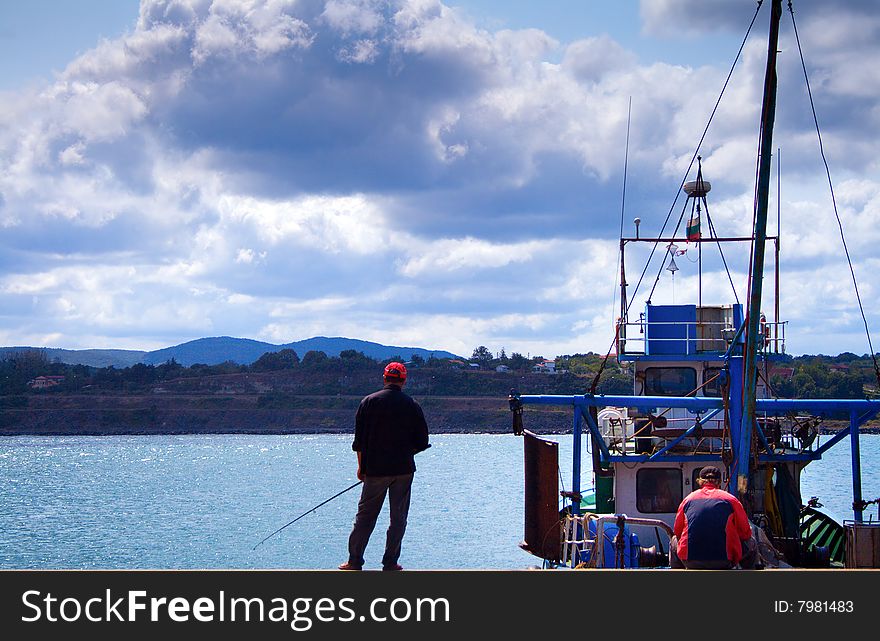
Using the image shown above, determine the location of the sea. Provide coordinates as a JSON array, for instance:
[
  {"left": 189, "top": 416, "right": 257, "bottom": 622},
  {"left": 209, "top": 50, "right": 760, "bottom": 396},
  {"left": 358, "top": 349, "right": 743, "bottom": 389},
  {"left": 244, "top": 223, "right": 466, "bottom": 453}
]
[{"left": 1, "top": 433, "right": 878, "bottom": 570}]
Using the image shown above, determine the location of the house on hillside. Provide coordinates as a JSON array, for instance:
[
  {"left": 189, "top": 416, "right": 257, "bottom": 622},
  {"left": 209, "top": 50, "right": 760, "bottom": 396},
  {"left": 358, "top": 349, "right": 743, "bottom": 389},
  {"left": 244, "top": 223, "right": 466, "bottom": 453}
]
[
  {"left": 532, "top": 360, "right": 557, "bottom": 374},
  {"left": 495, "top": 365, "right": 510, "bottom": 373},
  {"left": 28, "top": 375, "right": 65, "bottom": 389},
  {"left": 830, "top": 364, "right": 850, "bottom": 375},
  {"left": 768, "top": 366, "right": 794, "bottom": 380}
]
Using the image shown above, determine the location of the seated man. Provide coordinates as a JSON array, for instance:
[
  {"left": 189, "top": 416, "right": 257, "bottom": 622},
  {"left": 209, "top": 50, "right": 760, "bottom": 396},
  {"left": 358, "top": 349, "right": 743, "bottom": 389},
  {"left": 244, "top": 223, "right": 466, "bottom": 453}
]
[{"left": 669, "top": 466, "right": 757, "bottom": 569}]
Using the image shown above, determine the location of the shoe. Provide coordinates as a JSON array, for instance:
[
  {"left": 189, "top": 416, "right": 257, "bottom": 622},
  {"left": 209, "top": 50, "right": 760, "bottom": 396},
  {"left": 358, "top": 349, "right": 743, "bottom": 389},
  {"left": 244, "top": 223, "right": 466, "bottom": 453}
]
[
  {"left": 382, "top": 564, "right": 403, "bottom": 571},
  {"left": 338, "top": 562, "right": 362, "bottom": 571}
]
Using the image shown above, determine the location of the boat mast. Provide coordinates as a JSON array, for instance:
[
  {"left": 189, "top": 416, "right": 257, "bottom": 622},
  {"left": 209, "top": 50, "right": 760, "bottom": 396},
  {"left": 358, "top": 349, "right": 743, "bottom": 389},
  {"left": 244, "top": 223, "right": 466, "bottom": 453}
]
[{"left": 736, "top": 0, "right": 782, "bottom": 499}]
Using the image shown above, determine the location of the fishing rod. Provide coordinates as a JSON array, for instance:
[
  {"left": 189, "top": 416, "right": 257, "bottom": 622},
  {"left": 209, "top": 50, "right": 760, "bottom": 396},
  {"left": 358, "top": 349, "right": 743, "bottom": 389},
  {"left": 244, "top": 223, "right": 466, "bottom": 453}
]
[{"left": 253, "top": 480, "right": 363, "bottom": 551}]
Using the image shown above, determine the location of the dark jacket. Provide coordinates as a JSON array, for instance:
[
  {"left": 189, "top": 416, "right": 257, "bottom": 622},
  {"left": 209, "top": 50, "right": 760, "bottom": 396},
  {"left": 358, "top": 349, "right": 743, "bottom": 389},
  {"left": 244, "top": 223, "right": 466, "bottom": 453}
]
[
  {"left": 673, "top": 485, "right": 752, "bottom": 564},
  {"left": 352, "top": 384, "right": 430, "bottom": 476}
]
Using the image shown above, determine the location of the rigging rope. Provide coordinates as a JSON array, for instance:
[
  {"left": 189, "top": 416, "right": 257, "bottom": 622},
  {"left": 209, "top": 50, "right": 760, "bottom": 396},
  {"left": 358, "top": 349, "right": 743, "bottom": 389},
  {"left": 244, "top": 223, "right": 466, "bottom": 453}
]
[
  {"left": 588, "top": 1, "right": 764, "bottom": 393},
  {"left": 621, "top": 1, "right": 763, "bottom": 317},
  {"left": 706, "top": 211, "right": 741, "bottom": 305},
  {"left": 745, "top": 115, "right": 766, "bottom": 332},
  {"left": 788, "top": 0, "right": 880, "bottom": 389}
]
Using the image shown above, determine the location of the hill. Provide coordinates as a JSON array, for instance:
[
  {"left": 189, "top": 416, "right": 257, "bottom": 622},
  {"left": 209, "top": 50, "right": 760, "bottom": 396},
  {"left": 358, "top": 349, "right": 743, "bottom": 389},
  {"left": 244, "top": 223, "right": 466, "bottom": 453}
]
[
  {"left": 143, "top": 336, "right": 459, "bottom": 366},
  {"left": 0, "top": 347, "right": 145, "bottom": 368},
  {"left": 141, "top": 337, "right": 278, "bottom": 366},
  {"left": 281, "top": 337, "right": 458, "bottom": 363},
  {"left": 2, "top": 337, "right": 461, "bottom": 367}
]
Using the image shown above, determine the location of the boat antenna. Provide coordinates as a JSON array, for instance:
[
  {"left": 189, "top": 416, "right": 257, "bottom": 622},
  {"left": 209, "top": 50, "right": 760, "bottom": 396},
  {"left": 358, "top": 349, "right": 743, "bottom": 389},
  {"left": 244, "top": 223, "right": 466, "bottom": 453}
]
[
  {"left": 612, "top": 97, "right": 633, "bottom": 329},
  {"left": 588, "top": 1, "right": 764, "bottom": 395},
  {"left": 622, "top": 1, "right": 764, "bottom": 316},
  {"left": 788, "top": 0, "right": 880, "bottom": 388},
  {"left": 775, "top": 146, "right": 780, "bottom": 348},
  {"left": 620, "top": 97, "right": 632, "bottom": 236},
  {"left": 252, "top": 480, "right": 363, "bottom": 550}
]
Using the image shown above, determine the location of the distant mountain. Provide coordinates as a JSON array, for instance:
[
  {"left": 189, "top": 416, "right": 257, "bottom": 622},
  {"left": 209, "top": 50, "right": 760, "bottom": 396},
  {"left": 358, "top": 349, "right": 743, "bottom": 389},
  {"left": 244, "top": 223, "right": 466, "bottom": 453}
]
[
  {"left": 140, "top": 337, "right": 278, "bottom": 366},
  {"left": 146, "top": 336, "right": 461, "bottom": 366},
  {"left": 2, "top": 337, "right": 460, "bottom": 368},
  {"left": 0, "top": 347, "right": 145, "bottom": 368},
  {"left": 282, "top": 337, "right": 459, "bottom": 362}
]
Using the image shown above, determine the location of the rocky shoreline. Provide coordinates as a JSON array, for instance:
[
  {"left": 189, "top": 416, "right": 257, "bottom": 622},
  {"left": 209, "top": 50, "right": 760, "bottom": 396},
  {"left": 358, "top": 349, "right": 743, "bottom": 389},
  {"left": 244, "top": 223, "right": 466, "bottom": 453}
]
[
  {"left": 0, "top": 395, "right": 578, "bottom": 436},
  {"left": 1, "top": 394, "right": 876, "bottom": 436}
]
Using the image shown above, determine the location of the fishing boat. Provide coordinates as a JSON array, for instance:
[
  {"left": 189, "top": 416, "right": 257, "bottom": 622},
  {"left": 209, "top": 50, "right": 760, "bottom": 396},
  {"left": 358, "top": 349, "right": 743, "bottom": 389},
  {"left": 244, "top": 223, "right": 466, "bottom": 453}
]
[{"left": 508, "top": 0, "right": 880, "bottom": 569}]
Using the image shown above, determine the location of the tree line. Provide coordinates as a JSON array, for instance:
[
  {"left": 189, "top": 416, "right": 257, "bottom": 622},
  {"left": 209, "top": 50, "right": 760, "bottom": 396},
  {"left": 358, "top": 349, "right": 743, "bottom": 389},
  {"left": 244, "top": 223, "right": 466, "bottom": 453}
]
[
  {"left": 2, "top": 346, "right": 875, "bottom": 400},
  {"left": 0, "top": 348, "right": 378, "bottom": 395}
]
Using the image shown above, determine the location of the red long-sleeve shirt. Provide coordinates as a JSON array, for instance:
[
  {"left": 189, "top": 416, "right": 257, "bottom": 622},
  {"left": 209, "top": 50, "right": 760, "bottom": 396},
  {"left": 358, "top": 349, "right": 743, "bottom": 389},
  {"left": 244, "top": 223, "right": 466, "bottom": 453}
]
[{"left": 673, "top": 485, "right": 752, "bottom": 564}]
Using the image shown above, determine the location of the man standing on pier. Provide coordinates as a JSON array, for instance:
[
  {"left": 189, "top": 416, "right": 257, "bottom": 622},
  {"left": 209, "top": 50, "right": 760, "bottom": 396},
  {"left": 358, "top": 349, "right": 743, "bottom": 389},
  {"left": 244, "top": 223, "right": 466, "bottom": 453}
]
[{"left": 339, "top": 362, "right": 430, "bottom": 571}]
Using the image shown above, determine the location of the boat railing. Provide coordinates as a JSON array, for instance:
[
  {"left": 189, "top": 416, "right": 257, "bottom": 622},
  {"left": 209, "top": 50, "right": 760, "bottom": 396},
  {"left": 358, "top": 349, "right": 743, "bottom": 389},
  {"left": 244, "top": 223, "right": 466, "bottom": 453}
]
[
  {"left": 562, "top": 514, "right": 674, "bottom": 568},
  {"left": 598, "top": 408, "right": 821, "bottom": 457},
  {"left": 510, "top": 393, "right": 878, "bottom": 524},
  {"left": 602, "top": 414, "right": 728, "bottom": 456},
  {"left": 618, "top": 319, "right": 786, "bottom": 356}
]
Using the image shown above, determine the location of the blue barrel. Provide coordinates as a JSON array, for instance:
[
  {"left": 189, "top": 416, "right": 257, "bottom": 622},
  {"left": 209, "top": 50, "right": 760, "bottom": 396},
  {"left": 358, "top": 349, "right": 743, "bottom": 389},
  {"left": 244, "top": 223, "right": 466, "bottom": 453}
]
[{"left": 579, "top": 518, "right": 641, "bottom": 568}]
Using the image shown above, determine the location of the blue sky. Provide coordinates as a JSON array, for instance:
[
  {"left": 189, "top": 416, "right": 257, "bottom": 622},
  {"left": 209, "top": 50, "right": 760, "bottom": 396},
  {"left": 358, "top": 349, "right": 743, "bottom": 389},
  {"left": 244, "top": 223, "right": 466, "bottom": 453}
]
[
  {"left": 0, "top": 1, "right": 139, "bottom": 90},
  {"left": 0, "top": 1, "right": 745, "bottom": 89},
  {"left": 0, "top": 0, "right": 879, "bottom": 358}
]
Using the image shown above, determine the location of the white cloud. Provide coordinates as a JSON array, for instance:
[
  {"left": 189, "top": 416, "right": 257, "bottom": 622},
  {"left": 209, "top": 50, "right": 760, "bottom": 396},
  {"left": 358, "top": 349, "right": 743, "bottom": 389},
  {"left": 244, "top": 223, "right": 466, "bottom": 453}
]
[
  {"left": 60, "top": 81, "right": 148, "bottom": 142},
  {"left": 322, "top": 0, "right": 384, "bottom": 36},
  {"left": 215, "top": 193, "right": 394, "bottom": 254},
  {"left": 0, "top": 0, "right": 877, "bottom": 358},
  {"left": 234, "top": 247, "right": 267, "bottom": 264},
  {"left": 336, "top": 38, "right": 380, "bottom": 64},
  {"left": 398, "top": 237, "right": 544, "bottom": 277},
  {"left": 562, "top": 35, "right": 637, "bottom": 82},
  {"left": 640, "top": 0, "right": 746, "bottom": 37},
  {"left": 193, "top": 14, "right": 240, "bottom": 63},
  {"left": 58, "top": 142, "right": 87, "bottom": 166}
]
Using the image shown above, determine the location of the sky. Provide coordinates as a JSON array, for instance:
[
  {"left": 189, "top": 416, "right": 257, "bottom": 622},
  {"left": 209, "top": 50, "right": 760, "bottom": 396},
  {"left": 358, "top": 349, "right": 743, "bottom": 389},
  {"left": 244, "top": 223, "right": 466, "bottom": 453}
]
[{"left": 0, "top": 0, "right": 879, "bottom": 359}]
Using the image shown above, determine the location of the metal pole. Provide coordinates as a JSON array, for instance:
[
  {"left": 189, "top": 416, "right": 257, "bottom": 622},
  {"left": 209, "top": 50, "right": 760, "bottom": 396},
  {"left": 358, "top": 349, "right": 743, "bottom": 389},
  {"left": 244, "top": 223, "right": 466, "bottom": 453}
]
[
  {"left": 620, "top": 238, "right": 627, "bottom": 355},
  {"left": 775, "top": 148, "right": 781, "bottom": 350},
  {"left": 774, "top": 237, "right": 780, "bottom": 351},
  {"left": 738, "top": 0, "right": 782, "bottom": 501},
  {"left": 728, "top": 356, "right": 744, "bottom": 487},
  {"left": 698, "top": 200, "right": 703, "bottom": 312},
  {"left": 850, "top": 411, "right": 863, "bottom": 524},
  {"left": 572, "top": 407, "right": 583, "bottom": 516},
  {"left": 698, "top": 219, "right": 703, "bottom": 352},
  {"left": 620, "top": 236, "right": 773, "bottom": 243}
]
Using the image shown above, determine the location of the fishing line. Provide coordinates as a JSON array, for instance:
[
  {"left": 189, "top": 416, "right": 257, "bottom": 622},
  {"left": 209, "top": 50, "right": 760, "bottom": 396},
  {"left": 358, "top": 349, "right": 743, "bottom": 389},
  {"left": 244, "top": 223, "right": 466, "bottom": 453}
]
[{"left": 253, "top": 480, "right": 363, "bottom": 550}]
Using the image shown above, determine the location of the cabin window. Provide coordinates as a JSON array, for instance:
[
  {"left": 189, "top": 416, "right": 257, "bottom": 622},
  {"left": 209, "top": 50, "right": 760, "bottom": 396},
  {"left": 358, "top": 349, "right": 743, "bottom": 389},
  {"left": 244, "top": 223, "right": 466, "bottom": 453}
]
[
  {"left": 643, "top": 367, "right": 697, "bottom": 396},
  {"left": 703, "top": 367, "right": 723, "bottom": 397},
  {"left": 636, "top": 468, "right": 682, "bottom": 514}
]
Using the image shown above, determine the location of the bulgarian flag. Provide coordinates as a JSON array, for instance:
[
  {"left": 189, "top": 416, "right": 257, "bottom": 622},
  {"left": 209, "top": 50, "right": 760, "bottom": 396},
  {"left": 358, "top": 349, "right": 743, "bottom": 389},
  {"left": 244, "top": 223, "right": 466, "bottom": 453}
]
[{"left": 687, "top": 210, "right": 700, "bottom": 241}]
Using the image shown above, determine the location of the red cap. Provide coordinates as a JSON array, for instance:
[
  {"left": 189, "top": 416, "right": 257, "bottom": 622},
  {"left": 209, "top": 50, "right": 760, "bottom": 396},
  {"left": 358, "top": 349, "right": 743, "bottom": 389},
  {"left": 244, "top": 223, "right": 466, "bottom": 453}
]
[{"left": 384, "top": 362, "right": 407, "bottom": 381}]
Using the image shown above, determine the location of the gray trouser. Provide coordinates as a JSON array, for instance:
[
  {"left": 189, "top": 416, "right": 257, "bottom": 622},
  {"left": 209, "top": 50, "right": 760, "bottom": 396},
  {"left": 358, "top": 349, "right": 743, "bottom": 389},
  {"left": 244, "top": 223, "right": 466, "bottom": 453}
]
[
  {"left": 347, "top": 473, "right": 414, "bottom": 569},
  {"left": 668, "top": 534, "right": 758, "bottom": 569}
]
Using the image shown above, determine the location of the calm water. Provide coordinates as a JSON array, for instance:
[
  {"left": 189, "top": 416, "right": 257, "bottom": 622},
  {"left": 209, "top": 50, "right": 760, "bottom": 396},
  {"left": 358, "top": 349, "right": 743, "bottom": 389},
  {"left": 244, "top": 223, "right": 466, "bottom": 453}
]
[{"left": 0, "top": 433, "right": 877, "bottom": 569}]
